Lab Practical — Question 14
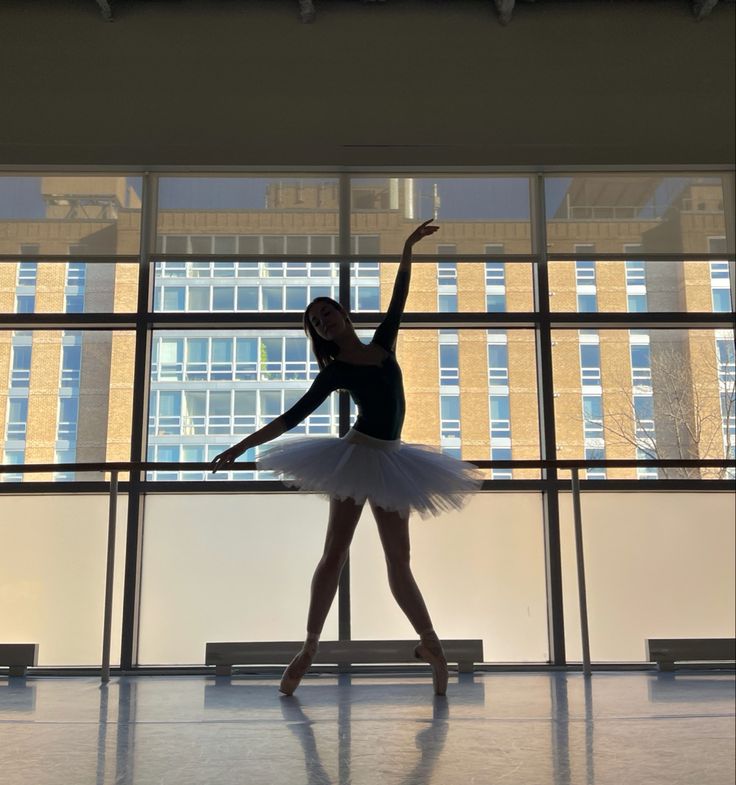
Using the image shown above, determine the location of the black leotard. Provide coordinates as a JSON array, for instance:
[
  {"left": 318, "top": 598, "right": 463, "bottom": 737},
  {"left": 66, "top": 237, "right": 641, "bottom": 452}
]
[{"left": 280, "top": 267, "right": 409, "bottom": 441}]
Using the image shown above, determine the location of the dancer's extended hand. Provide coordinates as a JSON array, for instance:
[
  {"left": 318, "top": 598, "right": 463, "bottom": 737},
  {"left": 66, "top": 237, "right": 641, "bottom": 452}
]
[
  {"left": 405, "top": 219, "right": 439, "bottom": 247},
  {"left": 210, "top": 443, "right": 245, "bottom": 474}
]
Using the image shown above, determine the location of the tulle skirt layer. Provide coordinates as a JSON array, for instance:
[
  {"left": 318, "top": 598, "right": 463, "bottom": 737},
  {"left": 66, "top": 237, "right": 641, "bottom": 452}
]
[{"left": 256, "top": 427, "right": 485, "bottom": 520}]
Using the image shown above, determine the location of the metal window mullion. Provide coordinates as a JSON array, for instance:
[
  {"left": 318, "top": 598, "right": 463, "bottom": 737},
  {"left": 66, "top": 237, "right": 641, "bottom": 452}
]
[
  {"left": 337, "top": 172, "right": 352, "bottom": 643},
  {"left": 121, "top": 173, "right": 158, "bottom": 670},
  {"left": 532, "top": 173, "right": 566, "bottom": 666}
]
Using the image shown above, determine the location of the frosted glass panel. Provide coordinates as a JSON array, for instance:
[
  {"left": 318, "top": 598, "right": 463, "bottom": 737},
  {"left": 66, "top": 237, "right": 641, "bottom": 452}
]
[
  {"left": 138, "top": 494, "right": 340, "bottom": 665},
  {"left": 0, "top": 494, "right": 127, "bottom": 666},
  {"left": 350, "top": 493, "right": 549, "bottom": 663},
  {"left": 560, "top": 492, "right": 736, "bottom": 662}
]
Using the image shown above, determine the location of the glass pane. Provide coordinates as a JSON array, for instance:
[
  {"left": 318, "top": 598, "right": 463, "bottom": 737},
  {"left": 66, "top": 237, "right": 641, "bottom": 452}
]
[
  {"left": 351, "top": 177, "right": 532, "bottom": 254},
  {"left": 552, "top": 328, "right": 736, "bottom": 479},
  {"left": 1, "top": 331, "right": 136, "bottom": 482},
  {"left": 350, "top": 261, "right": 533, "bottom": 312},
  {"left": 0, "top": 176, "right": 142, "bottom": 255},
  {"left": 351, "top": 493, "right": 548, "bottom": 662},
  {"left": 148, "top": 330, "right": 339, "bottom": 481},
  {"left": 153, "top": 260, "right": 338, "bottom": 313},
  {"left": 0, "top": 495, "right": 128, "bottom": 666},
  {"left": 137, "top": 494, "right": 340, "bottom": 664},
  {"left": 560, "top": 492, "right": 735, "bottom": 662},
  {"left": 549, "top": 260, "right": 732, "bottom": 313},
  {"left": 148, "top": 327, "right": 539, "bottom": 480},
  {"left": 156, "top": 177, "right": 339, "bottom": 254},
  {"left": 350, "top": 176, "right": 531, "bottom": 255},
  {"left": 0, "top": 261, "right": 139, "bottom": 313},
  {"left": 545, "top": 175, "right": 733, "bottom": 254}
]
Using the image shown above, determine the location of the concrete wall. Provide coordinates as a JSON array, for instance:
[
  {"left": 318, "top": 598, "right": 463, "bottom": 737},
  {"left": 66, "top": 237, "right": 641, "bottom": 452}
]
[{"left": 1, "top": 0, "right": 734, "bottom": 167}]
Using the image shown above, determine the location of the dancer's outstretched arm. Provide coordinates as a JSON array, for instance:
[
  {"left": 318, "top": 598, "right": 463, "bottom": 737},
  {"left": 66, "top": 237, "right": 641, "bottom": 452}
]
[
  {"left": 210, "top": 363, "right": 340, "bottom": 473},
  {"left": 373, "top": 219, "right": 439, "bottom": 353}
]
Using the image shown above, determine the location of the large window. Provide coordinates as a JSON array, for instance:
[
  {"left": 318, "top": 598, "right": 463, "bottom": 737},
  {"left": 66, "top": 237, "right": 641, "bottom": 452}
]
[{"left": 1, "top": 171, "right": 733, "bottom": 667}]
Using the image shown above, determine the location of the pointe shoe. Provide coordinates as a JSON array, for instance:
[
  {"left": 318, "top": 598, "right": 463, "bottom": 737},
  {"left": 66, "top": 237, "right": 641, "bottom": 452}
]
[
  {"left": 279, "top": 640, "right": 318, "bottom": 696},
  {"left": 414, "top": 639, "right": 449, "bottom": 696}
]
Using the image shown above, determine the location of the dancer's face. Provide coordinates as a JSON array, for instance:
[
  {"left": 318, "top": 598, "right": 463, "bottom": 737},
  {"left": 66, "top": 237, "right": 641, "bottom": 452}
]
[{"left": 307, "top": 300, "right": 346, "bottom": 341}]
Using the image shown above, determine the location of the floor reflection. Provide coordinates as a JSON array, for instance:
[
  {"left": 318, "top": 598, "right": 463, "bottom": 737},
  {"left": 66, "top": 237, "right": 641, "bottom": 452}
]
[
  {"left": 1, "top": 672, "right": 734, "bottom": 785},
  {"left": 279, "top": 677, "right": 451, "bottom": 785}
]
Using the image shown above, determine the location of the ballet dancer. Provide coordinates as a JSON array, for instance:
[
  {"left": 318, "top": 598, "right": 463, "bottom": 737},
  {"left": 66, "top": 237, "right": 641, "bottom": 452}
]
[{"left": 211, "top": 219, "right": 484, "bottom": 696}]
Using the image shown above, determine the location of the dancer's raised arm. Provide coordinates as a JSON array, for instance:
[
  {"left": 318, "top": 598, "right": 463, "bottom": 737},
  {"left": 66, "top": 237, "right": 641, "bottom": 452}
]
[{"left": 373, "top": 219, "right": 439, "bottom": 353}]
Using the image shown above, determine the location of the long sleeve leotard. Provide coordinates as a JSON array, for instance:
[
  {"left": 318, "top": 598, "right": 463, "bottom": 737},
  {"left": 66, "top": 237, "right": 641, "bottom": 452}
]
[{"left": 280, "top": 267, "right": 410, "bottom": 440}]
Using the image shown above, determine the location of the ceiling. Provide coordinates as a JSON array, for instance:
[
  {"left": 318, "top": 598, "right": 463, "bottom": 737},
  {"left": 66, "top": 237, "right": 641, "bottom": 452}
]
[{"left": 92, "top": 0, "right": 735, "bottom": 25}]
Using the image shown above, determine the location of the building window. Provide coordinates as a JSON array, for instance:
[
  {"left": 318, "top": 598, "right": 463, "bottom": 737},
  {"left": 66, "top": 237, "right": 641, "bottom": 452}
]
[
  {"left": 2, "top": 450, "right": 24, "bottom": 482},
  {"left": 354, "top": 286, "right": 380, "bottom": 311},
  {"left": 162, "top": 287, "right": 185, "bottom": 311},
  {"left": 491, "top": 447, "right": 512, "bottom": 480},
  {"left": 585, "top": 447, "right": 606, "bottom": 480},
  {"left": 440, "top": 395, "right": 461, "bottom": 439},
  {"left": 65, "top": 295, "right": 85, "bottom": 313},
  {"left": 10, "top": 344, "right": 32, "bottom": 388},
  {"left": 630, "top": 344, "right": 652, "bottom": 386},
  {"left": 627, "top": 294, "right": 648, "bottom": 312},
  {"left": 439, "top": 343, "right": 459, "bottom": 386},
  {"left": 17, "top": 262, "right": 37, "bottom": 286},
  {"left": 489, "top": 395, "right": 511, "bottom": 438},
  {"left": 575, "top": 250, "right": 597, "bottom": 313},
  {"left": 66, "top": 262, "right": 86, "bottom": 286},
  {"left": 57, "top": 397, "right": 80, "bottom": 439},
  {"left": 582, "top": 395, "right": 603, "bottom": 438},
  {"left": 712, "top": 287, "right": 732, "bottom": 313},
  {"left": 438, "top": 293, "right": 457, "bottom": 312},
  {"left": 15, "top": 295, "right": 35, "bottom": 313},
  {"left": 61, "top": 344, "right": 82, "bottom": 387},
  {"left": 580, "top": 343, "right": 602, "bottom": 387},
  {"left": 485, "top": 262, "right": 505, "bottom": 285},
  {"left": 487, "top": 338, "right": 509, "bottom": 385},
  {"left": 6, "top": 397, "right": 28, "bottom": 439},
  {"left": 577, "top": 293, "right": 598, "bottom": 312},
  {"left": 437, "top": 262, "right": 457, "bottom": 285}
]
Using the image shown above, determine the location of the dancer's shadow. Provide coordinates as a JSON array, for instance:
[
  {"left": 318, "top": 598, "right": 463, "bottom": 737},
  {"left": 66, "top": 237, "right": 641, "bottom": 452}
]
[{"left": 280, "top": 687, "right": 449, "bottom": 785}]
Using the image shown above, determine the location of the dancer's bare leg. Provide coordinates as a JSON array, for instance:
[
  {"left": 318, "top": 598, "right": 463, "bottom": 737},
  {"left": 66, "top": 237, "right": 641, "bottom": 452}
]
[
  {"left": 370, "top": 499, "right": 448, "bottom": 695},
  {"left": 280, "top": 495, "right": 364, "bottom": 695}
]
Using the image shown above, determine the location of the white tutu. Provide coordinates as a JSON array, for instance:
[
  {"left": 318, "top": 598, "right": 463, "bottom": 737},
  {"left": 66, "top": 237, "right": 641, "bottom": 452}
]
[{"left": 256, "top": 427, "right": 485, "bottom": 520}]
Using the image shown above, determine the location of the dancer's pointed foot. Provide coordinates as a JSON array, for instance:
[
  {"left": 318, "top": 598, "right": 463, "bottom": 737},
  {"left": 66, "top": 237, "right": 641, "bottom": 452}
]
[
  {"left": 414, "top": 631, "right": 448, "bottom": 696},
  {"left": 279, "top": 637, "right": 319, "bottom": 696}
]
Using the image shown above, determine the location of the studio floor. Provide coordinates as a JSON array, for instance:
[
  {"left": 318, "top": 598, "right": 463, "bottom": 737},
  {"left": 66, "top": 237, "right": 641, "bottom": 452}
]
[{"left": 1, "top": 670, "right": 734, "bottom": 785}]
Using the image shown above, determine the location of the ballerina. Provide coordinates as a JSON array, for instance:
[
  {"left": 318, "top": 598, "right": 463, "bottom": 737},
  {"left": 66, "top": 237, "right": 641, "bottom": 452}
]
[{"left": 211, "top": 219, "right": 484, "bottom": 696}]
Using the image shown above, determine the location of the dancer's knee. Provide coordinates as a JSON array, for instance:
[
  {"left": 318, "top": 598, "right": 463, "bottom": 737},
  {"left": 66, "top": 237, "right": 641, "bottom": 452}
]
[
  {"left": 319, "top": 546, "right": 349, "bottom": 573},
  {"left": 385, "top": 552, "right": 411, "bottom": 578}
]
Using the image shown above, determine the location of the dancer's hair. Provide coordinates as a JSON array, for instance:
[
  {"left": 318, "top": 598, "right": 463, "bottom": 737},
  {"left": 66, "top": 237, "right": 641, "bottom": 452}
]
[{"left": 303, "top": 296, "right": 353, "bottom": 370}]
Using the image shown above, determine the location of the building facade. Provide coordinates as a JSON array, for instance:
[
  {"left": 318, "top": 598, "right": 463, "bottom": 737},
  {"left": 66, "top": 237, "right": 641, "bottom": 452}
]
[{"left": 1, "top": 174, "right": 733, "bottom": 482}]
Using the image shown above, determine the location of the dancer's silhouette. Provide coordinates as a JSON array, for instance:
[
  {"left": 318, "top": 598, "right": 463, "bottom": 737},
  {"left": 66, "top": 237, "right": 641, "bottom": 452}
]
[{"left": 211, "top": 220, "right": 484, "bottom": 696}]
